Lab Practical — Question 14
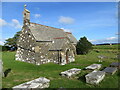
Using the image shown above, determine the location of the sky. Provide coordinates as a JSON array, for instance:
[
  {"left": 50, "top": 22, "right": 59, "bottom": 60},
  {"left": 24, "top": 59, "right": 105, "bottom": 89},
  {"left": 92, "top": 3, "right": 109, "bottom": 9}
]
[{"left": 0, "top": 2, "right": 118, "bottom": 45}]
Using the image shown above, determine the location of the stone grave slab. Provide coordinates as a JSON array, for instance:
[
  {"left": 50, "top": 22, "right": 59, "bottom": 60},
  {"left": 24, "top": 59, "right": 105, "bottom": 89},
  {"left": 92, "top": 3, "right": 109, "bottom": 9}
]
[
  {"left": 60, "top": 68, "right": 81, "bottom": 78},
  {"left": 13, "top": 77, "right": 50, "bottom": 89},
  {"left": 98, "top": 55, "right": 107, "bottom": 59},
  {"left": 102, "top": 67, "right": 117, "bottom": 75},
  {"left": 85, "top": 64, "right": 102, "bottom": 70},
  {"left": 85, "top": 71, "right": 105, "bottom": 85},
  {"left": 110, "top": 62, "right": 120, "bottom": 68}
]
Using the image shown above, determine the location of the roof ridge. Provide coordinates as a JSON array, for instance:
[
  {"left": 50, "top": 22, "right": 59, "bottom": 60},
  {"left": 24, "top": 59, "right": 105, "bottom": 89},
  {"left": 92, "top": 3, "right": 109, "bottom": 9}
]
[
  {"left": 66, "top": 32, "right": 72, "bottom": 34},
  {"left": 30, "top": 22, "right": 64, "bottom": 31}
]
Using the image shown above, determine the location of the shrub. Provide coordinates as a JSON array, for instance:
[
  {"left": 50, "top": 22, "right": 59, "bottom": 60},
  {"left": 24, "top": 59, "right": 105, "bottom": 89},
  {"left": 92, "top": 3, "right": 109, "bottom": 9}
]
[{"left": 76, "top": 36, "right": 92, "bottom": 55}]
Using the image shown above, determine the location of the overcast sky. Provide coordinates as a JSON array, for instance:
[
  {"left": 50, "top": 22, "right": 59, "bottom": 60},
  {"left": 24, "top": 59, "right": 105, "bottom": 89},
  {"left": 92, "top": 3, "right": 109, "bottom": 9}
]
[{"left": 0, "top": 2, "right": 118, "bottom": 45}]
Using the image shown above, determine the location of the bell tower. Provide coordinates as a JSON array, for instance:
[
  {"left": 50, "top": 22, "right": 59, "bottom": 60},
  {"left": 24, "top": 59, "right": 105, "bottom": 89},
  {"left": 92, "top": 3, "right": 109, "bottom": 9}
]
[{"left": 23, "top": 4, "right": 30, "bottom": 26}]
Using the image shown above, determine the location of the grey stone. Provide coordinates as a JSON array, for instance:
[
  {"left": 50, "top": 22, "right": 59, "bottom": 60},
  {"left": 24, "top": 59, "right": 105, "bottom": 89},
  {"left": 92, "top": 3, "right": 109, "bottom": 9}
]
[
  {"left": 102, "top": 67, "right": 117, "bottom": 75},
  {"left": 85, "top": 64, "right": 102, "bottom": 70},
  {"left": 60, "top": 68, "right": 81, "bottom": 78},
  {"left": 85, "top": 71, "right": 105, "bottom": 85},
  {"left": 12, "top": 77, "right": 50, "bottom": 89}
]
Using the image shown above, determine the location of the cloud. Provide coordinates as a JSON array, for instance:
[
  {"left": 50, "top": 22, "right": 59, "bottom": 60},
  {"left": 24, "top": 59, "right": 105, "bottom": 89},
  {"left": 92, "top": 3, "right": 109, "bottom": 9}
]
[
  {"left": 89, "top": 36, "right": 118, "bottom": 44},
  {"left": 106, "top": 37, "right": 117, "bottom": 40},
  {"left": 0, "top": 18, "right": 7, "bottom": 27},
  {"left": 88, "top": 39, "right": 96, "bottom": 42},
  {"left": 61, "top": 28, "right": 71, "bottom": 32},
  {"left": 58, "top": 16, "right": 75, "bottom": 24},
  {"left": 34, "top": 14, "right": 41, "bottom": 18},
  {"left": 10, "top": 19, "right": 22, "bottom": 29},
  {"left": 35, "top": 7, "right": 40, "bottom": 10},
  {"left": 116, "top": 33, "right": 120, "bottom": 35},
  {"left": 0, "top": 18, "right": 22, "bottom": 29},
  {"left": 0, "top": 41, "right": 4, "bottom": 45}
]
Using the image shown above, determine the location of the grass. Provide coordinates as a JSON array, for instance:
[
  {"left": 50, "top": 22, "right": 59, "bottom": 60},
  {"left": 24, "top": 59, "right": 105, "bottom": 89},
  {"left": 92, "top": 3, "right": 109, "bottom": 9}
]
[{"left": 2, "top": 45, "right": 119, "bottom": 88}]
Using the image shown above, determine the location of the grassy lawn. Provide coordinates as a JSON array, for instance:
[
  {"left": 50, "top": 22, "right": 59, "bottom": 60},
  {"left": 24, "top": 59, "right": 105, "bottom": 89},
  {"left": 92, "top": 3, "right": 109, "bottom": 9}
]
[{"left": 2, "top": 45, "right": 119, "bottom": 88}]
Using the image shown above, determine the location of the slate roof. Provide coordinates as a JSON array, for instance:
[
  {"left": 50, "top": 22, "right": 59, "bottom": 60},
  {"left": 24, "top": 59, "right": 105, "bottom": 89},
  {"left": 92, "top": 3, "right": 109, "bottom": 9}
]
[
  {"left": 29, "top": 22, "right": 66, "bottom": 41},
  {"left": 28, "top": 22, "right": 77, "bottom": 50},
  {"left": 49, "top": 38, "right": 66, "bottom": 51},
  {"left": 66, "top": 32, "right": 77, "bottom": 44}
]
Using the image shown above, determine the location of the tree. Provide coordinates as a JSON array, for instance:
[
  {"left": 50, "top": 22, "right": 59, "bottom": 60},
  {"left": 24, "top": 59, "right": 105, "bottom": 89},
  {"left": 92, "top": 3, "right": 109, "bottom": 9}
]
[
  {"left": 76, "top": 36, "right": 92, "bottom": 55},
  {"left": 4, "top": 31, "right": 21, "bottom": 50}
]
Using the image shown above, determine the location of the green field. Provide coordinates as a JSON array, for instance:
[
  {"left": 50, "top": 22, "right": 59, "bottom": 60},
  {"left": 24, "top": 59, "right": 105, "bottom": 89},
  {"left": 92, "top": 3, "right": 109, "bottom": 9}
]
[{"left": 2, "top": 45, "right": 119, "bottom": 88}]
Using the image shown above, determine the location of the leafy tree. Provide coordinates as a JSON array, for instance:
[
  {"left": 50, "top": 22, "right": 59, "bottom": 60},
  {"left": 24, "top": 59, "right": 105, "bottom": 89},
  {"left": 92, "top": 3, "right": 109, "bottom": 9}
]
[
  {"left": 4, "top": 31, "right": 21, "bottom": 50},
  {"left": 76, "top": 36, "right": 92, "bottom": 55}
]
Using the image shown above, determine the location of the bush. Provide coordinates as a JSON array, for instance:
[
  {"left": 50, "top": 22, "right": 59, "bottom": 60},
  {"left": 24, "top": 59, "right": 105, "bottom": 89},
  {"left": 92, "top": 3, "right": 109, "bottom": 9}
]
[
  {"left": 76, "top": 36, "right": 92, "bottom": 55},
  {"left": 0, "top": 45, "right": 11, "bottom": 51}
]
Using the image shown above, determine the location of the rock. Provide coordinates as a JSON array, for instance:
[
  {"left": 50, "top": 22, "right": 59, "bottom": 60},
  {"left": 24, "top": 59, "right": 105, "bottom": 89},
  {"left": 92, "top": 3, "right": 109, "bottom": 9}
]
[
  {"left": 85, "top": 71, "right": 105, "bottom": 85},
  {"left": 85, "top": 64, "right": 102, "bottom": 70},
  {"left": 60, "top": 68, "right": 81, "bottom": 78},
  {"left": 102, "top": 67, "right": 117, "bottom": 75},
  {"left": 12, "top": 77, "right": 50, "bottom": 89}
]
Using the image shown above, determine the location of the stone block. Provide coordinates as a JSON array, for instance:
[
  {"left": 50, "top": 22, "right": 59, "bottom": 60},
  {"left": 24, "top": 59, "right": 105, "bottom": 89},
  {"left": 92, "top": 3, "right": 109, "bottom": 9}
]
[
  {"left": 85, "top": 71, "right": 105, "bottom": 85},
  {"left": 102, "top": 67, "right": 117, "bottom": 75},
  {"left": 13, "top": 77, "right": 50, "bottom": 89},
  {"left": 85, "top": 64, "right": 102, "bottom": 70},
  {"left": 60, "top": 68, "right": 81, "bottom": 78}
]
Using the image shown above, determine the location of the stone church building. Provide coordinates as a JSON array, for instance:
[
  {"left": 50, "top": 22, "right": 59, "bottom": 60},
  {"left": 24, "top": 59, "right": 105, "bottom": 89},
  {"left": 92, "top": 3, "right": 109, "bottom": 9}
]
[{"left": 15, "top": 5, "right": 77, "bottom": 65}]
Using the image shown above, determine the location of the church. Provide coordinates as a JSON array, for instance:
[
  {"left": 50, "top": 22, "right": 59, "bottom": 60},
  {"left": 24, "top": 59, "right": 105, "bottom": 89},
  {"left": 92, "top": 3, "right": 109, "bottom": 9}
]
[{"left": 15, "top": 5, "right": 77, "bottom": 65}]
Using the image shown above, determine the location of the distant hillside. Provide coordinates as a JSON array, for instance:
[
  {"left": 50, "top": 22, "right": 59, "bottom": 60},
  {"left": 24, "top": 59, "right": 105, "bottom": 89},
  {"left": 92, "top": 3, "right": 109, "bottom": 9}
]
[
  {"left": 94, "top": 43, "right": 119, "bottom": 46},
  {"left": 93, "top": 44, "right": 118, "bottom": 50}
]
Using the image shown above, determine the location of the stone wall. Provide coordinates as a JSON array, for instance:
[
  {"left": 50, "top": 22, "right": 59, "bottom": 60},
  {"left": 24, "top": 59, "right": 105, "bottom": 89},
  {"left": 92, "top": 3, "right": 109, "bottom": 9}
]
[{"left": 16, "top": 26, "right": 76, "bottom": 65}]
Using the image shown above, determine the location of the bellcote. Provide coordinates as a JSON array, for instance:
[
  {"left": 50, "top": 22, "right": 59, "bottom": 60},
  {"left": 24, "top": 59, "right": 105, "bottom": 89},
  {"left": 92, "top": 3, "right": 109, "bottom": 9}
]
[{"left": 23, "top": 4, "right": 30, "bottom": 26}]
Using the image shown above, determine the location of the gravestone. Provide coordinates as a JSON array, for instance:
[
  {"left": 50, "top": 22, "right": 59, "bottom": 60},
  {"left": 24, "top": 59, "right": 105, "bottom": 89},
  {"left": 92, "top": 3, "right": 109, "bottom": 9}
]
[
  {"left": 60, "top": 68, "right": 81, "bottom": 78},
  {"left": 85, "top": 64, "right": 102, "bottom": 70},
  {"left": 110, "top": 62, "right": 120, "bottom": 68},
  {"left": 102, "top": 67, "right": 117, "bottom": 75},
  {"left": 85, "top": 71, "right": 105, "bottom": 85},
  {"left": 13, "top": 77, "right": 50, "bottom": 89},
  {"left": 98, "top": 55, "right": 107, "bottom": 59}
]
